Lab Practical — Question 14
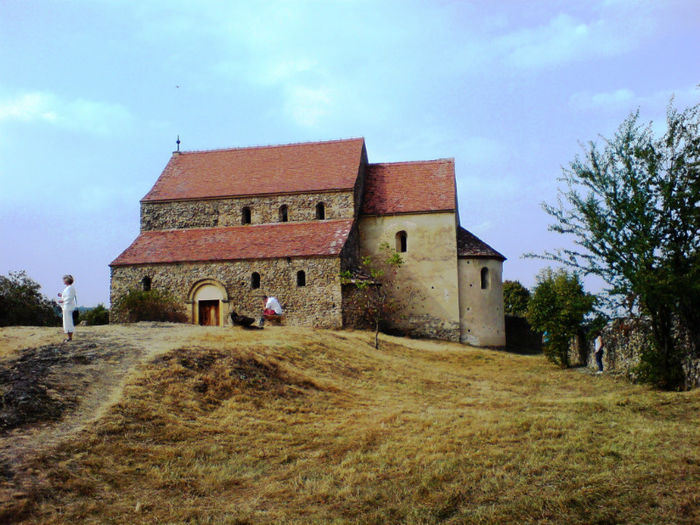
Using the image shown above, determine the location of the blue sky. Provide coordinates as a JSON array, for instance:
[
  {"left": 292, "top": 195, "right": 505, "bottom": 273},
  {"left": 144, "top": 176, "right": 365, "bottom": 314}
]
[{"left": 1, "top": 0, "right": 698, "bottom": 306}]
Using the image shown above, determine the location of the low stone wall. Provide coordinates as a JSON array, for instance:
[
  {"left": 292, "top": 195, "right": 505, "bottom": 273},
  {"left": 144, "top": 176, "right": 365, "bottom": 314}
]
[
  {"left": 141, "top": 191, "right": 355, "bottom": 231},
  {"left": 388, "top": 312, "right": 461, "bottom": 342},
  {"left": 574, "top": 319, "right": 699, "bottom": 390}
]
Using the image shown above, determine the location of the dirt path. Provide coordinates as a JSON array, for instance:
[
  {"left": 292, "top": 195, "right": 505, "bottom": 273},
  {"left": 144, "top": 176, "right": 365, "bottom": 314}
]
[
  {"left": 1, "top": 335, "right": 140, "bottom": 468},
  {"left": 0, "top": 323, "right": 211, "bottom": 509}
]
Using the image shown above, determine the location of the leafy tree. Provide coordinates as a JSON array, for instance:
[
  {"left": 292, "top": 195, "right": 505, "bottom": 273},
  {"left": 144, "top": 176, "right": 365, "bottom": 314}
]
[
  {"left": 526, "top": 268, "right": 595, "bottom": 367},
  {"left": 80, "top": 303, "right": 110, "bottom": 325},
  {"left": 112, "top": 289, "right": 187, "bottom": 323},
  {"left": 0, "top": 271, "right": 60, "bottom": 327},
  {"left": 503, "top": 280, "right": 531, "bottom": 317},
  {"left": 529, "top": 101, "right": 699, "bottom": 388},
  {"left": 341, "top": 242, "right": 403, "bottom": 349}
]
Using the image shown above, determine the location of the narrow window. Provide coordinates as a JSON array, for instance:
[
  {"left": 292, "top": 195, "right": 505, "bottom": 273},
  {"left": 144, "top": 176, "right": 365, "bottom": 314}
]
[
  {"left": 251, "top": 272, "right": 260, "bottom": 289},
  {"left": 242, "top": 206, "right": 251, "bottom": 225},
  {"left": 396, "top": 231, "right": 407, "bottom": 253},
  {"left": 315, "top": 202, "right": 325, "bottom": 220},
  {"left": 141, "top": 276, "right": 151, "bottom": 291},
  {"left": 279, "top": 204, "right": 288, "bottom": 222},
  {"left": 296, "top": 270, "right": 306, "bottom": 287},
  {"left": 481, "top": 267, "right": 489, "bottom": 289}
]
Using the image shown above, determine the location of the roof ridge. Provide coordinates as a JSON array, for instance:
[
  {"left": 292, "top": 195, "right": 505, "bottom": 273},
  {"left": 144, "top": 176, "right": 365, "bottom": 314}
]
[
  {"left": 368, "top": 158, "right": 454, "bottom": 167},
  {"left": 178, "top": 137, "right": 365, "bottom": 155}
]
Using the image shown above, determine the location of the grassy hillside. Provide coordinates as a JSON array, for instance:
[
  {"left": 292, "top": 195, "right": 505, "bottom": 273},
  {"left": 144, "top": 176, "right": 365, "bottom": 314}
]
[{"left": 1, "top": 324, "right": 698, "bottom": 524}]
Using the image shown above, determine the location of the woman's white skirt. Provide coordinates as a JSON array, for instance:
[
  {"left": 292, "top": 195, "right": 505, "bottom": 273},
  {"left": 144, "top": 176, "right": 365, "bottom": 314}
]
[{"left": 63, "top": 308, "right": 75, "bottom": 333}]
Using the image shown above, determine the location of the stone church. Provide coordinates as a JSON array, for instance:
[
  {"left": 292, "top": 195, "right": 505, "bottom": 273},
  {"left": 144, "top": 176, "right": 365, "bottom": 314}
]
[{"left": 110, "top": 138, "right": 506, "bottom": 346}]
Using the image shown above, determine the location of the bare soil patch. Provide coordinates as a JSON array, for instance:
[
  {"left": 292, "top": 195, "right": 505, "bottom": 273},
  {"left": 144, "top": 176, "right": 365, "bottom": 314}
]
[{"left": 0, "top": 342, "right": 119, "bottom": 433}]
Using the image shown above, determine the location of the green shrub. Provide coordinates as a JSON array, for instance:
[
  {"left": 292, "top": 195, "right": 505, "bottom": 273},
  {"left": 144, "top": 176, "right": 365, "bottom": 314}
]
[
  {"left": 503, "top": 280, "right": 530, "bottom": 317},
  {"left": 80, "top": 304, "right": 110, "bottom": 325},
  {"left": 113, "top": 289, "right": 187, "bottom": 323},
  {"left": 0, "top": 270, "right": 60, "bottom": 327},
  {"left": 527, "top": 268, "right": 595, "bottom": 367}
]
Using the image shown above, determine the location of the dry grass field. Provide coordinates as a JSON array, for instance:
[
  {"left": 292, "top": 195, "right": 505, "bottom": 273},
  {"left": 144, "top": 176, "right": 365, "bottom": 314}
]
[{"left": 0, "top": 323, "right": 698, "bottom": 524}]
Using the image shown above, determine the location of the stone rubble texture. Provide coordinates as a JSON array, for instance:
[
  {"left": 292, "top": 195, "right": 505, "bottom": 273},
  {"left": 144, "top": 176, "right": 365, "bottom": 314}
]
[{"left": 141, "top": 192, "right": 355, "bottom": 231}]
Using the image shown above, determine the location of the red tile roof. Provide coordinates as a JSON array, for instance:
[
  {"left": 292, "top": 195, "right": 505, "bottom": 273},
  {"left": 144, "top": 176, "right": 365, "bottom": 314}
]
[
  {"left": 142, "top": 138, "right": 366, "bottom": 201},
  {"left": 110, "top": 219, "right": 354, "bottom": 266},
  {"left": 361, "top": 159, "right": 456, "bottom": 215},
  {"left": 457, "top": 226, "right": 505, "bottom": 260}
]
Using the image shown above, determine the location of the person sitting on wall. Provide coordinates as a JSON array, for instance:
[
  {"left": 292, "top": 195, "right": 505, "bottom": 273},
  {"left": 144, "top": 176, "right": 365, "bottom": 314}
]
[{"left": 260, "top": 295, "right": 283, "bottom": 327}]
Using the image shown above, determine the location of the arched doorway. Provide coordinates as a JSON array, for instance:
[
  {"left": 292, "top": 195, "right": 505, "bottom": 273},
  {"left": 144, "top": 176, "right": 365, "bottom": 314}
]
[{"left": 188, "top": 280, "right": 228, "bottom": 326}]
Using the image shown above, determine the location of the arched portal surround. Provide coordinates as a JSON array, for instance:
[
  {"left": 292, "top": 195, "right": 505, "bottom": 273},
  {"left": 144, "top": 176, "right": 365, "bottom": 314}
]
[{"left": 188, "top": 279, "right": 229, "bottom": 326}]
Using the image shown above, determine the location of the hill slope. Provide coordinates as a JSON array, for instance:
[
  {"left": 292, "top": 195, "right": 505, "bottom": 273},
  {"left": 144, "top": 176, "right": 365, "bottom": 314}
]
[{"left": 0, "top": 324, "right": 698, "bottom": 524}]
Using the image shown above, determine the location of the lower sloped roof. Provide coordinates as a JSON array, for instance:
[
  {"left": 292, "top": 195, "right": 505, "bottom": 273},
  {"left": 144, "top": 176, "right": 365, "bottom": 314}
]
[
  {"left": 457, "top": 226, "right": 506, "bottom": 260},
  {"left": 111, "top": 219, "right": 354, "bottom": 266}
]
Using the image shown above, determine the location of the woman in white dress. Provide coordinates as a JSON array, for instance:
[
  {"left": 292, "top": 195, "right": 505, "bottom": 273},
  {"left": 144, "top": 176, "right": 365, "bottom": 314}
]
[{"left": 58, "top": 274, "right": 77, "bottom": 342}]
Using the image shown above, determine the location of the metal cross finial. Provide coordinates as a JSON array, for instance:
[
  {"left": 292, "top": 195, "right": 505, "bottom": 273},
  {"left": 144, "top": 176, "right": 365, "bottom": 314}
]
[{"left": 176, "top": 135, "right": 181, "bottom": 152}]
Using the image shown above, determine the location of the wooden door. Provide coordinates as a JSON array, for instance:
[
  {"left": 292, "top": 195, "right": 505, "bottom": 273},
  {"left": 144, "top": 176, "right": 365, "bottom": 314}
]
[{"left": 198, "top": 300, "right": 220, "bottom": 326}]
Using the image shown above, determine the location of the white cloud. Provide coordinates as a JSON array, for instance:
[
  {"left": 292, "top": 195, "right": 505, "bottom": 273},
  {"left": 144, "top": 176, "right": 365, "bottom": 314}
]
[
  {"left": 0, "top": 91, "right": 133, "bottom": 134},
  {"left": 284, "top": 85, "right": 333, "bottom": 128},
  {"left": 0, "top": 92, "right": 59, "bottom": 123},
  {"left": 570, "top": 88, "right": 636, "bottom": 110},
  {"left": 570, "top": 85, "right": 699, "bottom": 112},
  {"left": 496, "top": 8, "right": 653, "bottom": 69}
]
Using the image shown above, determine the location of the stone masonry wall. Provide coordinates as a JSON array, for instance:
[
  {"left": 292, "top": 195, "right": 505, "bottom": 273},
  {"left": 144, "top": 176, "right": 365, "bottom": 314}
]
[
  {"left": 110, "top": 256, "right": 344, "bottom": 328},
  {"left": 341, "top": 283, "right": 371, "bottom": 329},
  {"left": 141, "top": 192, "right": 355, "bottom": 231},
  {"left": 570, "top": 319, "right": 699, "bottom": 390},
  {"left": 358, "top": 213, "right": 462, "bottom": 342},
  {"left": 340, "top": 282, "right": 460, "bottom": 341}
]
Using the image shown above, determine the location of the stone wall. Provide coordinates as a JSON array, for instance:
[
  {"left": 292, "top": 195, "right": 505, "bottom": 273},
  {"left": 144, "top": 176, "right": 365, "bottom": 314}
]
[
  {"left": 110, "top": 256, "right": 344, "bottom": 328},
  {"left": 341, "top": 283, "right": 373, "bottom": 329},
  {"left": 358, "top": 212, "right": 461, "bottom": 342},
  {"left": 573, "top": 319, "right": 700, "bottom": 390},
  {"left": 141, "top": 191, "right": 356, "bottom": 231}
]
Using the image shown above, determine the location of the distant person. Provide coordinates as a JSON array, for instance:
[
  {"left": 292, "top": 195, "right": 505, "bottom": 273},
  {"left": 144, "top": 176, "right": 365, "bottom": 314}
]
[
  {"left": 58, "top": 274, "right": 77, "bottom": 342},
  {"left": 594, "top": 332, "right": 605, "bottom": 374},
  {"left": 259, "top": 295, "right": 283, "bottom": 327}
]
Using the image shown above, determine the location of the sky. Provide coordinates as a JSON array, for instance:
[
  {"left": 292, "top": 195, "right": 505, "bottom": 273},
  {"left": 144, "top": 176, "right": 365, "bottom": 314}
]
[{"left": 1, "top": 0, "right": 698, "bottom": 307}]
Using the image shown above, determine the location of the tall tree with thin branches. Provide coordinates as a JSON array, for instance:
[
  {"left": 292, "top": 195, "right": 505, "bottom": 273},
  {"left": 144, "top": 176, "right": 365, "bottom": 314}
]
[{"left": 528, "top": 101, "right": 699, "bottom": 388}]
